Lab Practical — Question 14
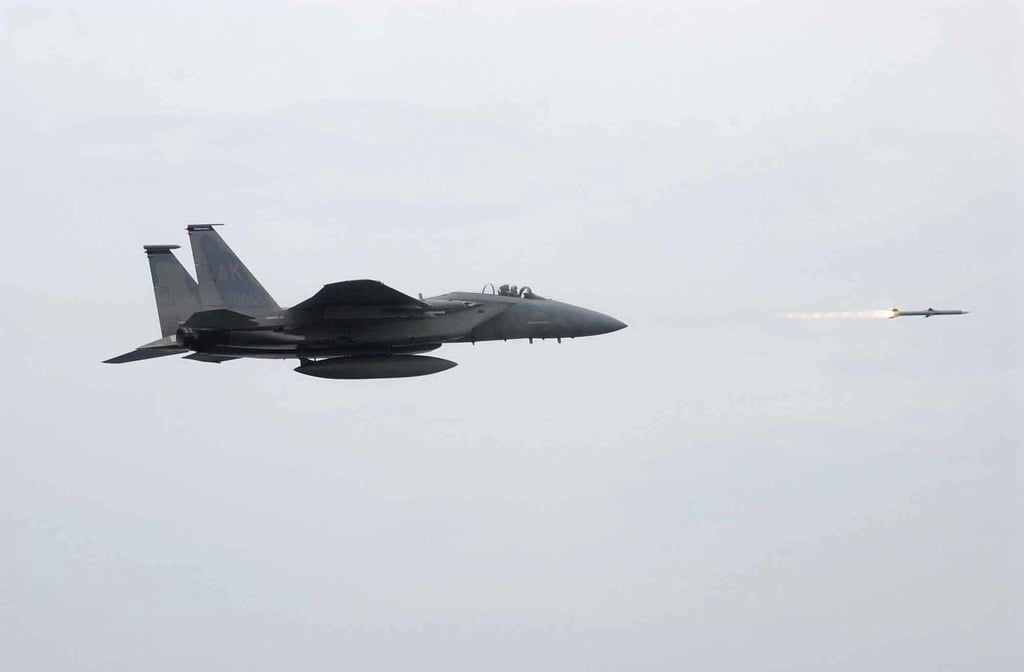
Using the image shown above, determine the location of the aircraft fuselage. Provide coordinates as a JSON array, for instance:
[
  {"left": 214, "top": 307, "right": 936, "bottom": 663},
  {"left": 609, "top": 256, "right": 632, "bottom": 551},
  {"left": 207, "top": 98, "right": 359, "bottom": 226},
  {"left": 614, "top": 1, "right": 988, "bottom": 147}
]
[{"left": 176, "top": 291, "right": 626, "bottom": 360}]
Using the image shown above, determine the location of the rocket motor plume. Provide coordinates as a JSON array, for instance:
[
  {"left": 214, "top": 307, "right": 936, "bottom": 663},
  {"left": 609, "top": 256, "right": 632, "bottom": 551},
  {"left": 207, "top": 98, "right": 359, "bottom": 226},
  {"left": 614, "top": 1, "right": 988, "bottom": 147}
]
[{"left": 783, "top": 310, "right": 897, "bottom": 320}]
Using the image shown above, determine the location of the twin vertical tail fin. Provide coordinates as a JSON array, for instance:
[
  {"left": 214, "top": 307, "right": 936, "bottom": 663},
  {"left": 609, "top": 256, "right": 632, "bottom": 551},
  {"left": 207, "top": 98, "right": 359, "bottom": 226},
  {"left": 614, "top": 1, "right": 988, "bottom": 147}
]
[
  {"left": 187, "top": 224, "right": 280, "bottom": 314},
  {"left": 145, "top": 245, "right": 202, "bottom": 337},
  {"left": 105, "top": 226, "right": 278, "bottom": 364},
  {"left": 103, "top": 245, "right": 196, "bottom": 363}
]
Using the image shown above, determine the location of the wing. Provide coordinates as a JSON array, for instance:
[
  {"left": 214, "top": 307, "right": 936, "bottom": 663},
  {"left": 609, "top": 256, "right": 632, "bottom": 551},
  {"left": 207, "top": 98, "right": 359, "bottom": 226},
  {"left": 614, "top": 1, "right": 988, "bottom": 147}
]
[
  {"left": 291, "top": 280, "right": 428, "bottom": 314},
  {"left": 182, "top": 308, "right": 260, "bottom": 330}
]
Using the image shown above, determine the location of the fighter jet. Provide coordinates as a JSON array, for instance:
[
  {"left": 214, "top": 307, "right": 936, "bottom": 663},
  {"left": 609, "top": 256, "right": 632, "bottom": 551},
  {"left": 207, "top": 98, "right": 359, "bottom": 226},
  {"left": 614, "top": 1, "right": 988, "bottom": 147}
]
[
  {"left": 104, "top": 225, "right": 626, "bottom": 378},
  {"left": 888, "top": 308, "right": 970, "bottom": 319}
]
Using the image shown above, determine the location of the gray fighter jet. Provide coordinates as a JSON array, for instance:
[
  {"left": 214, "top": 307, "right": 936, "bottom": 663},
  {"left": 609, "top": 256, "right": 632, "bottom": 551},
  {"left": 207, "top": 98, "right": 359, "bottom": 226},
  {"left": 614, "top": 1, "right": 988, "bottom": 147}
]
[{"left": 105, "top": 225, "right": 626, "bottom": 378}]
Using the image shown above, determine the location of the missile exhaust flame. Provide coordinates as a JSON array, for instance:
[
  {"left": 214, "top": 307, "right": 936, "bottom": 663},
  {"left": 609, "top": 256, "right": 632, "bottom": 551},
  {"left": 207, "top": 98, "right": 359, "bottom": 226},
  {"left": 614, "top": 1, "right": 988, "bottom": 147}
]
[{"left": 783, "top": 310, "right": 897, "bottom": 320}]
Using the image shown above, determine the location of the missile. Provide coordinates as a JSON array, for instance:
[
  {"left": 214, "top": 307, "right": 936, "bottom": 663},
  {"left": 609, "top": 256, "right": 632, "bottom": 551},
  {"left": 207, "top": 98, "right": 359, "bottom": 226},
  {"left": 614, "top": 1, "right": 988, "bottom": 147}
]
[
  {"left": 294, "top": 354, "right": 457, "bottom": 379},
  {"left": 888, "top": 308, "right": 969, "bottom": 319}
]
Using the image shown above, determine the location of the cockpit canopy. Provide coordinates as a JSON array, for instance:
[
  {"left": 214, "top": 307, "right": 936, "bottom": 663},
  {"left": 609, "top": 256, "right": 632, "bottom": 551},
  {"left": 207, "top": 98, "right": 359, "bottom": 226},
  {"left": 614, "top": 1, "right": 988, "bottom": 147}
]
[{"left": 481, "top": 283, "right": 547, "bottom": 300}]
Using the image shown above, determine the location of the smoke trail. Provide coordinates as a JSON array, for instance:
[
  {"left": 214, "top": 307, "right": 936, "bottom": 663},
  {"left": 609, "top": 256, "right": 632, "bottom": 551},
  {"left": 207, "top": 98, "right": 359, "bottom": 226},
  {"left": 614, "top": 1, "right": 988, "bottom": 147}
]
[{"left": 782, "top": 310, "right": 896, "bottom": 320}]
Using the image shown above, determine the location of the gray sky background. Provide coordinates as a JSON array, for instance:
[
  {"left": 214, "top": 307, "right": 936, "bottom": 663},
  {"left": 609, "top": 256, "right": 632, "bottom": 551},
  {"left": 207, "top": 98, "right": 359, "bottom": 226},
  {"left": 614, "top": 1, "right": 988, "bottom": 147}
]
[{"left": 2, "top": 2, "right": 1020, "bottom": 670}]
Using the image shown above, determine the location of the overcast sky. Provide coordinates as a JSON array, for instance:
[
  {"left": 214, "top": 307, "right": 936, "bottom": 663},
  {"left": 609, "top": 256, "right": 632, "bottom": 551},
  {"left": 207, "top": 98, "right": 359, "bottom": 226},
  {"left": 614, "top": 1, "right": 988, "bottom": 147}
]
[{"left": 2, "top": 2, "right": 1021, "bottom": 670}]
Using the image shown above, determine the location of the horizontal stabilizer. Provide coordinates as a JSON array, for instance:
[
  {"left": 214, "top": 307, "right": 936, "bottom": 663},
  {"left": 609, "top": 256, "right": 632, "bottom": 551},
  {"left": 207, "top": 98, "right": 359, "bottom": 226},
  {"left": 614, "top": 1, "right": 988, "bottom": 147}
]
[
  {"left": 292, "top": 280, "right": 427, "bottom": 314},
  {"left": 183, "top": 353, "right": 240, "bottom": 363},
  {"left": 104, "top": 347, "right": 186, "bottom": 364},
  {"left": 183, "top": 308, "right": 259, "bottom": 330},
  {"left": 104, "top": 335, "right": 187, "bottom": 364}
]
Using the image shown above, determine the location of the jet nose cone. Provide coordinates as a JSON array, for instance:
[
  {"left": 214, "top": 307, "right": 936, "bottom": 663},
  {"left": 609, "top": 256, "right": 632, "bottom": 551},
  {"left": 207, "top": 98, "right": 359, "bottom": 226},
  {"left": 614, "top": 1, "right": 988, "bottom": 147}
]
[
  {"left": 603, "top": 315, "right": 628, "bottom": 333},
  {"left": 581, "top": 311, "right": 627, "bottom": 336},
  {"left": 543, "top": 301, "right": 628, "bottom": 338}
]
